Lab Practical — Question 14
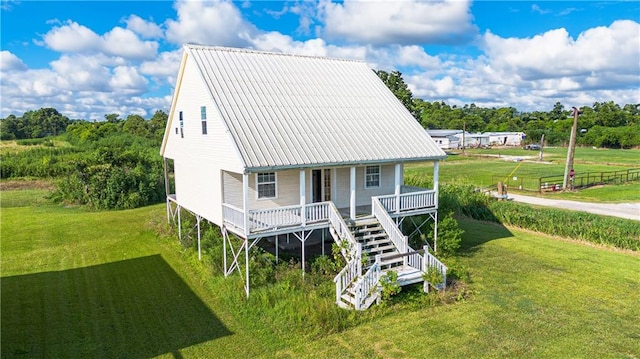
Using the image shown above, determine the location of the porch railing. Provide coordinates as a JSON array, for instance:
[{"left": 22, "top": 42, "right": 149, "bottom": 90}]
[
  {"left": 222, "top": 203, "right": 244, "bottom": 230},
  {"left": 223, "top": 202, "right": 331, "bottom": 233},
  {"left": 376, "top": 189, "right": 436, "bottom": 214}
]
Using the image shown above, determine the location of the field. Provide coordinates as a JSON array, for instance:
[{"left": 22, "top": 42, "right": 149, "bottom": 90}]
[
  {"left": 406, "top": 147, "right": 640, "bottom": 202},
  {"left": 2, "top": 190, "right": 638, "bottom": 358}
]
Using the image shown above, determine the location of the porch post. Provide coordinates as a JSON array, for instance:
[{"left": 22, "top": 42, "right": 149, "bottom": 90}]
[
  {"left": 243, "top": 173, "right": 249, "bottom": 236},
  {"left": 433, "top": 161, "right": 440, "bottom": 208},
  {"left": 395, "top": 163, "right": 402, "bottom": 213},
  {"left": 434, "top": 211, "right": 438, "bottom": 253},
  {"left": 197, "top": 214, "right": 201, "bottom": 260},
  {"left": 331, "top": 168, "right": 337, "bottom": 201},
  {"left": 300, "top": 170, "right": 306, "bottom": 226},
  {"left": 350, "top": 166, "right": 356, "bottom": 219},
  {"left": 177, "top": 205, "right": 182, "bottom": 240},
  {"left": 245, "top": 238, "right": 250, "bottom": 297},
  {"left": 301, "top": 231, "right": 305, "bottom": 277}
]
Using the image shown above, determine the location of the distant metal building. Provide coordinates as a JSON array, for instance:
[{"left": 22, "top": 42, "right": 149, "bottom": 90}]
[
  {"left": 426, "top": 129, "right": 462, "bottom": 150},
  {"left": 486, "top": 132, "right": 526, "bottom": 146}
]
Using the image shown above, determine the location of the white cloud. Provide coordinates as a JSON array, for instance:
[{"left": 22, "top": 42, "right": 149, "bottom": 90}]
[
  {"left": 124, "top": 15, "right": 163, "bottom": 38},
  {"left": 1, "top": 51, "right": 28, "bottom": 72},
  {"left": 482, "top": 20, "right": 640, "bottom": 82},
  {"left": 140, "top": 49, "right": 184, "bottom": 86},
  {"left": 41, "top": 20, "right": 158, "bottom": 60},
  {"left": 165, "top": 0, "right": 257, "bottom": 47},
  {"left": 42, "top": 21, "right": 102, "bottom": 52},
  {"left": 102, "top": 27, "right": 159, "bottom": 59},
  {"left": 319, "top": 0, "right": 477, "bottom": 45},
  {"left": 109, "top": 66, "right": 149, "bottom": 93}
]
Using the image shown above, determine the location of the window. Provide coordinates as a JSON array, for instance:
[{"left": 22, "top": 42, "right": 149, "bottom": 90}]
[
  {"left": 179, "top": 111, "right": 184, "bottom": 138},
  {"left": 257, "top": 172, "right": 276, "bottom": 199},
  {"left": 365, "top": 165, "right": 380, "bottom": 188},
  {"left": 200, "top": 106, "right": 207, "bottom": 135}
]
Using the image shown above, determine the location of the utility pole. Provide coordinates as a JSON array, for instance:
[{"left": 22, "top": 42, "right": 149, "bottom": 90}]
[
  {"left": 538, "top": 133, "right": 545, "bottom": 161},
  {"left": 563, "top": 107, "right": 580, "bottom": 191},
  {"left": 462, "top": 121, "right": 466, "bottom": 156}
]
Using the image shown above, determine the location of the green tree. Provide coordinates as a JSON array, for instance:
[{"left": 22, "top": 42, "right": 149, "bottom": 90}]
[
  {"left": 123, "top": 115, "right": 150, "bottom": 138},
  {"left": 375, "top": 70, "right": 419, "bottom": 119}
]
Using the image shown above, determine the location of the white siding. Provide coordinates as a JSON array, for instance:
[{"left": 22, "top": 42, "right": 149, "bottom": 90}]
[
  {"left": 164, "top": 54, "right": 244, "bottom": 172},
  {"left": 163, "top": 54, "right": 244, "bottom": 226},
  {"left": 330, "top": 164, "right": 397, "bottom": 208},
  {"left": 248, "top": 169, "right": 300, "bottom": 209},
  {"left": 222, "top": 171, "right": 243, "bottom": 208},
  {"left": 173, "top": 156, "right": 220, "bottom": 224},
  {"left": 355, "top": 164, "right": 395, "bottom": 206}
]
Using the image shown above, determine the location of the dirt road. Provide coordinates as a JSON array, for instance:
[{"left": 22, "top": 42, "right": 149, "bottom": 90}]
[{"left": 505, "top": 193, "right": 640, "bottom": 221}]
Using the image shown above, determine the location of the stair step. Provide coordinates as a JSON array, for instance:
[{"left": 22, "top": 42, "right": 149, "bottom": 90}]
[
  {"left": 350, "top": 217, "right": 377, "bottom": 227},
  {"left": 352, "top": 226, "right": 384, "bottom": 235},
  {"left": 364, "top": 245, "right": 397, "bottom": 257},
  {"left": 360, "top": 236, "right": 391, "bottom": 246},
  {"left": 359, "top": 232, "right": 387, "bottom": 240},
  {"left": 341, "top": 293, "right": 355, "bottom": 306}
]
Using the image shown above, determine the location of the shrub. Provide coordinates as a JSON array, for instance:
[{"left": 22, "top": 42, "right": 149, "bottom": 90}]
[
  {"left": 379, "top": 270, "right": 401, "bottom": 302},
  {"left": 434, "top": 212, "right": 464, "bottom": 256}
]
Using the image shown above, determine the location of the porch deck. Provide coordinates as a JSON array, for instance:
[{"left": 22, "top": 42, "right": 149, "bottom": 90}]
[{"left": 221, "top": 187, "right": 437, "bottom": 239}]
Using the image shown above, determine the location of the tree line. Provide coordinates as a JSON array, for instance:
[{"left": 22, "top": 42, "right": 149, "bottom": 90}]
[
  {"left": 1, "top": 109, "right": 169, "bottom": 210},
  {"left": 376, "top": 70, "right": 640, "bottom": 148}
]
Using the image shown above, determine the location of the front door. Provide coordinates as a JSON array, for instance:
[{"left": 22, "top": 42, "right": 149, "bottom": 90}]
[
  {"left": 311, "top": 169, "right": 332, "bottom": 203},
  {"left": 312, "top": 170, "right": 322, "bottom": 203}
]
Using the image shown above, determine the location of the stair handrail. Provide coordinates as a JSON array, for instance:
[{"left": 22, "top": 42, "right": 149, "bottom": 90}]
[
  {"left": 327, "top": 202, "right": 358, "bottom": 256},
  {"left": 353, "top": 256, "right": 381, "bottom": 310},
  {"left": 329, "top": 202, "right": 363, "bottom": 306},
  {"left": 333, "top": 254, "right": 360, "bottom": 304},
  {"left": 422, "top": 245, "right": 448, "bottom": 290},
  {"left": 372, "top": 197, "right": 408, "bottom": 254}
]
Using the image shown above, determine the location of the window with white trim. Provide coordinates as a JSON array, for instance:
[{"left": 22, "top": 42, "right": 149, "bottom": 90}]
[
  {"left": 365, "top": 165, "right": 380, "bottom": 188},
  {"left": 179, "top": 111, "right": 184, "bottom": 138},
  {"left": 257, "top": 172, "right": 276, "bottom": 199},
  {"left": 200, "top": 106, "right": 207, "bottom": 135}
]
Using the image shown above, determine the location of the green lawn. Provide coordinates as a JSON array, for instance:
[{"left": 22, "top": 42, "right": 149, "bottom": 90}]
[
  {"left": 407, "top": 147, "right": 640, "bottom": 201},
  {"left": 2, "top": 190, "right": 638, "bottom": 358}
]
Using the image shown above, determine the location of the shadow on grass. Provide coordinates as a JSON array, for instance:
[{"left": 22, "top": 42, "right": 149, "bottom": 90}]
[
  {"left": 1, "top": 255, "right": 231, "bottom": 358},
  {"left": 457, "top": 217, "right": 515, "bottom": 254}
]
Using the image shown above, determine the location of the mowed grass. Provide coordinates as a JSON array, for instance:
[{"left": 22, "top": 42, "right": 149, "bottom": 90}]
[
  {"left": 0, "top": 195, "right": 274, "bottom": 358},
  {"left": 286, "top": 220, "right": 640, "bottom": 358},
  {"left": 2, "top": 190, "right": 639, "bottom": 358},
  {"left": 407, "top": 147, "right": 640, "bottom": 201}
]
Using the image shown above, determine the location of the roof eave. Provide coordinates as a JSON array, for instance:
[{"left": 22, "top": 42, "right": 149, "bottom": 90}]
[{"left": 244, "top": 156, "right": 448, "bottom": 173}]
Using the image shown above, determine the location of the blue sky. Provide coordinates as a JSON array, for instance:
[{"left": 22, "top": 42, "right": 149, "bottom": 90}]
[{"left": 1, "top": 0, "right": 639, "bottom": 120}]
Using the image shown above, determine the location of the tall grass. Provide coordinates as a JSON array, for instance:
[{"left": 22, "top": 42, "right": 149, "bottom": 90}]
[
  {"left": 405, "top": 176, "right": 639, "bottom": 251},
  {"left": 490, "top": 201, "right": 640, "bottom": 250}
]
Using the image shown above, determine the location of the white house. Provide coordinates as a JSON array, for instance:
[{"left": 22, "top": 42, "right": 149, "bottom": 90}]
[
  {"left": 160, "top": 45, "right": 448, "bottom": 310},
  {"left": 426, "top": 130, "right": 462, "bottom": 150},
  {"left": 486, "top": 132, "right": 526, "bottom": 146}
]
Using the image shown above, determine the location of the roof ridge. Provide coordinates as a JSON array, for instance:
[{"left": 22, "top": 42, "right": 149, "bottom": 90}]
[{"left": 184, "top": 43, "right": 365, "bottom": 64}]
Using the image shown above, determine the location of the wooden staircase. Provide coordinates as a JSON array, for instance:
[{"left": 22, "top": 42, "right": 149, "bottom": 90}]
[{"left": 335, "top": 215, "right": 446, "bottom": 310}]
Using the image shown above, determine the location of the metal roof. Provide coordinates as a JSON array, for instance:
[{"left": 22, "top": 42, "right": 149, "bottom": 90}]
[
  {"left": 186, "top": 45, "right": 446, "bottom": 171},
  {"left": 427, "top": 129, "right": 464, "bottom": 137}
]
